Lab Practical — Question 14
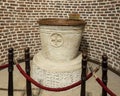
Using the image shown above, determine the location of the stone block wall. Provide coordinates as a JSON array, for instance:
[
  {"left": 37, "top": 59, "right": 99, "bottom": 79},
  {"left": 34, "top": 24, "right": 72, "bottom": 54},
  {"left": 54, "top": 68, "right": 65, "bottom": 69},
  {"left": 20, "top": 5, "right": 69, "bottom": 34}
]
[{"left": 0, "top": 0, "right": 120, "bottom": 73}]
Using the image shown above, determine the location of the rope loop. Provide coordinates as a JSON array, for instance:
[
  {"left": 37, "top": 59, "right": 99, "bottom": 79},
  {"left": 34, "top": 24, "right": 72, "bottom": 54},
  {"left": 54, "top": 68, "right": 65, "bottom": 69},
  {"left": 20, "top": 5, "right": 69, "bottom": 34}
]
[
  {"left": 0, "top": 63, "right": 117, "bottom": 95},
  {"left": 16, "top": 63, "right": 99, "bottom": 92}
]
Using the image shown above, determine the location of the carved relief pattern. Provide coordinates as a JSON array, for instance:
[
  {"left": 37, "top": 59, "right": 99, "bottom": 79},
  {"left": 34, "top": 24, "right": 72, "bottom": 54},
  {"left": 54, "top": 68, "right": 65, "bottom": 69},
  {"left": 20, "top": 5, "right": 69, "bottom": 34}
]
[
  {"left": 32, "top": 65, "right": 81, "bottom": 88},
  {"left": 50, "top": 33, "right": 63, "bottom": 47}
]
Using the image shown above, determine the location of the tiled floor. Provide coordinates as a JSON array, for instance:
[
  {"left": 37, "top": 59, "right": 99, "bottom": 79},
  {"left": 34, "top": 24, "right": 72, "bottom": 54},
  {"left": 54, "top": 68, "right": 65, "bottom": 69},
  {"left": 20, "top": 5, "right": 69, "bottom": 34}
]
[{"left": 0, "top": 62, "right": 120, "bottom": 96}]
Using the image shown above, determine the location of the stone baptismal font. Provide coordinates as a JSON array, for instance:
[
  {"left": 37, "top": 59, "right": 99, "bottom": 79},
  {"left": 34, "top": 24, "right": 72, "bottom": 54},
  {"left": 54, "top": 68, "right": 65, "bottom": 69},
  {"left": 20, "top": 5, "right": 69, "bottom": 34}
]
[{"left": 32, "top": 18, "right": 86, "bottom": 96}]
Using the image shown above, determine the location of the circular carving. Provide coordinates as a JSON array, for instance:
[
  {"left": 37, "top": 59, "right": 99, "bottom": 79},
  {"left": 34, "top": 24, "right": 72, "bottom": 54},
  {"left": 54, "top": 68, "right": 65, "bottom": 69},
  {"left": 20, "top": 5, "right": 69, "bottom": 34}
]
[{"left": 50, "top": 33, "right": 63, "bottom": 47}]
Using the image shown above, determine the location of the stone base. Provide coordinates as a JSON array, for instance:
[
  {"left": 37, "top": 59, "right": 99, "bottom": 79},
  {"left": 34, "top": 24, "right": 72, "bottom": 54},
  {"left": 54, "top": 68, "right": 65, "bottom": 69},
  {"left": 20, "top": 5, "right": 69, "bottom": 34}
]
[
  {"left": 31, "top": 51, "right": 82, "bottom": 96},
  {"left": 32, "top": 51, "right": 82, "bottom": 87}
]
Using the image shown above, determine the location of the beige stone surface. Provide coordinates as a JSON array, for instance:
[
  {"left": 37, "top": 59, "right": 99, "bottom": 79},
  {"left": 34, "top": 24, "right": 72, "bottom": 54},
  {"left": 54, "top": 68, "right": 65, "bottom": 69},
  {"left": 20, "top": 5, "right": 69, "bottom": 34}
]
[{"left": 0, "top": 64, "right": 26, "bottom": 96}]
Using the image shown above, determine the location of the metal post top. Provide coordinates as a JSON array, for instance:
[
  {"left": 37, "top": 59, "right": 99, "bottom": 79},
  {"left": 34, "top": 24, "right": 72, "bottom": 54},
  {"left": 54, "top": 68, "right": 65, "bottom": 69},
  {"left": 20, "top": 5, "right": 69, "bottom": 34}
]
[
  {"left": 8, "top": 48, "right": 14, "bottom": 52},
  {"left": 24, "top": 47, "right": 30, "bottom": 52},
  {"left": 102, "top": 54, "right": 108, "bottom": 61}
]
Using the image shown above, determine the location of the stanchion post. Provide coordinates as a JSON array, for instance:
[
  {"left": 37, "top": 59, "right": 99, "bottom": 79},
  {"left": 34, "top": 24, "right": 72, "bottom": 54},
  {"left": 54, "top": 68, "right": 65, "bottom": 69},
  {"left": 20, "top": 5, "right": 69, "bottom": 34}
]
[
  {"left": 81, "top": 52, "right": 87, "bottom": 96},
  {"left": 25, "top": 47, "right": 32, "bottom": 96},
  {"left": 8, "top": 48, "right": 14, "bottom": 96},
  {"left": 102, "top": 54, "right": 108, "bottom": 96}
]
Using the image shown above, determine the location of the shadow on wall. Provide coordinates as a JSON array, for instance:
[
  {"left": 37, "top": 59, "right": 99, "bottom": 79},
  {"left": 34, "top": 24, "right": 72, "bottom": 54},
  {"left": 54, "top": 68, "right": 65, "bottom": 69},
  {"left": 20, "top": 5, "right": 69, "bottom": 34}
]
[{"left": 79, "top": 36, "right": 89, "bottom": 54}]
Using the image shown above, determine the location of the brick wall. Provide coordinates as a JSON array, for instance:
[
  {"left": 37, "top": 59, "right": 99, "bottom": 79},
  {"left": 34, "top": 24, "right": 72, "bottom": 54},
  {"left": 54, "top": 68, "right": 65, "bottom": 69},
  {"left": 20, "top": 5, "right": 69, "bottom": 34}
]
[{"left": 0, "top": 0, "right": 120, "bottom": 73}]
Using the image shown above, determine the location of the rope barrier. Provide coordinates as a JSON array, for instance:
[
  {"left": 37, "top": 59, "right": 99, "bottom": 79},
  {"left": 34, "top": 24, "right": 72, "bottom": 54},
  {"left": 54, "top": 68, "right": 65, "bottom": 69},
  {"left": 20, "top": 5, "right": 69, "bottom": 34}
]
[
  {"left": 96, "top": 78, "right": 117, "bottom": 96},
  {"left": 89, "top": 65, "right": 117, "bottom": 96},
  {"left": 16, "top": 63, "right": 99, "bottom": 92},
  {"left": 0, "top": 64, "right": 9, "bottom": 70},
  {"left": 0, "top": 62, "right": 117, "bottom": 95},
  {"left": 0, "top": 48, "right": 118, "bottom": 95}
]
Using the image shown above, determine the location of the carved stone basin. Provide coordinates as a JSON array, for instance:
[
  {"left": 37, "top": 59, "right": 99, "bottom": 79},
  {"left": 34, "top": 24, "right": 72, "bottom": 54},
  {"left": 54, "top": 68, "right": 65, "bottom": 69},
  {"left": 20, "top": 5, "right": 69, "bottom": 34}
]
[
  {"left": 32, "top": 18, "right": 86, "bottom": 96},
  {"left": 37, "top": 19, "right": 86, "bottom": 62}
]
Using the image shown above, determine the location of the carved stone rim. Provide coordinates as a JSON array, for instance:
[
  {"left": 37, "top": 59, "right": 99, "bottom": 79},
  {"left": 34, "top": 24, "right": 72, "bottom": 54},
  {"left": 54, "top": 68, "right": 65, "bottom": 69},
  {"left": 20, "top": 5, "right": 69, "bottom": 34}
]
[{"left": 37, "top": 18, "right": 87, "bottom": 26}]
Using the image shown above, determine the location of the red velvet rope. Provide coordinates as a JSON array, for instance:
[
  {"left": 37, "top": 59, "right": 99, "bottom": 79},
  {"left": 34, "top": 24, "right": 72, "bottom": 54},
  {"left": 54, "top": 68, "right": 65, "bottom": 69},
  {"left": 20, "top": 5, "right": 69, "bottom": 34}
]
[
  {"left": 96, "top": 78, "right": 117, "bottom": 96},
  {"left": 16, "top": 64, "right": 97, "bottom": 92},
  {"left": 0, "top": 58, "right": 117, "bottom": 94},
  {"left": 0, "top": 64, "right": 9, "bottom": 70}
]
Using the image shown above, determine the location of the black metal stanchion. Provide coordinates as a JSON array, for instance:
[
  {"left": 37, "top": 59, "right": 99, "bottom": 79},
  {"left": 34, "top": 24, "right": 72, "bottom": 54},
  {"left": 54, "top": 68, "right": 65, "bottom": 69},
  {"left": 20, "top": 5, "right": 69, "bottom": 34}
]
[
  {"left": 102, "top": 54, "right": 108, "bottom": 96},
  {"left": 8, "top": 48, "right": 14, "bottom": 96},
  {"left": 25, "top": 47, "right": 32, "bottom": 96},
  {"left": 81, "top": 52, "right": 87, "bottom": 96}
]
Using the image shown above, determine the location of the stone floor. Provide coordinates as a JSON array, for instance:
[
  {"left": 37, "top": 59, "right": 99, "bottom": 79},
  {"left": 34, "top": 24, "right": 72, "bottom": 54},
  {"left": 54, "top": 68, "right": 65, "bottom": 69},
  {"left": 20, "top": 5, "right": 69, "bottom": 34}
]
[{"left": 0, "top": 62, "right": 120, "bottom": 96}]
